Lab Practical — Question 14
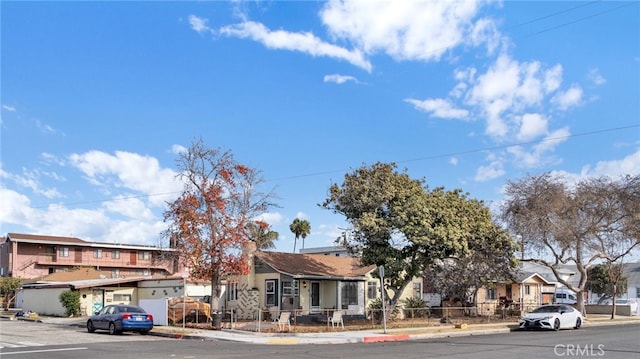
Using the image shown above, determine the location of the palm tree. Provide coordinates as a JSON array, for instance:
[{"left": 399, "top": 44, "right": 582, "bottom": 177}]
[
  {"left": 289, "top": 218, "right": 311, "bottom": 253},
  {"left": 246, "top": 221, "right": 279, "bottom": 250}
]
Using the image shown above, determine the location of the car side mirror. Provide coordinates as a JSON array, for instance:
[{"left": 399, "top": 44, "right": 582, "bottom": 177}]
[{"left": 560, "top": 311, "right": 565, "bottom": 314}]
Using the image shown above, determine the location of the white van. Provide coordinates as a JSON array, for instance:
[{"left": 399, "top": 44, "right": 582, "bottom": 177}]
[{"left": 555, "top": 288, "right": 577, "bottom": 305}]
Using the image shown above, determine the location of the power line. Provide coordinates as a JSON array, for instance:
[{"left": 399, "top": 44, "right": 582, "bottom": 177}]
[
  {"left": 266, "top": 124, "right": 640, "bottom": 181},
  {"left": 515, "top": 2, "right": 636, "bottom": 39},
  {"left": 30, "top": 124, "right": 639, "bottom": 210},
  {"left": 505, "top": 0, "right": 601, "bottom": 30}
]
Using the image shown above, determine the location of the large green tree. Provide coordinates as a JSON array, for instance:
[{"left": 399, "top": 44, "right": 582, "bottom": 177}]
[
  {"left": 289, "top": 218, "right": 311, "bottom": 253},
  {"left": 163, "top": 138, "right": 276, "bottom": 319},
  {"left": 322, "top": 162, "right": 514, "bottom": 310},
  {"left": 587, "top": 264, "right": 627, "bottom": 303},
  {"left": 501, "top": 173, "right": 640, "bottom": 316}
]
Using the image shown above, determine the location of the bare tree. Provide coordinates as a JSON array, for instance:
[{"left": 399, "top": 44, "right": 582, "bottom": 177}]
[{"left": 501, "top": 173, "right": 640, "bottom": 315}]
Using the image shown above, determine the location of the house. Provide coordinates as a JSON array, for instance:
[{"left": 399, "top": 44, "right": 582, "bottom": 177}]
[
  {"left": 298, "top": 245, "right": 352, "bottom": 257},
  {"left": 20, "top": 270, "right": 148, "bottom": 316},
  {"left": 477, "top": 270, "right": 556, "bottom": 315},
  {"left": 17, "top": 267, "right": 213, "bottom": 317},
  {"left": 0, "top": 233, "right": 181, "bottom": 279},
  {"left": 224, "top": 248, "right": 423, "bottom": 321}
]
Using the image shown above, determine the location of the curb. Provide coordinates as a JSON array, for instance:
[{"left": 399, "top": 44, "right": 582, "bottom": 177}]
[{"left": 363, "top": 334, "right": 410, "bottom": 343}]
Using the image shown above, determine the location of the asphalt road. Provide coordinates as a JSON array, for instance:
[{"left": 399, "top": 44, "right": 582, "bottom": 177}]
[{"left": 1, "top": 320, "right": 638, "bottom": 359}]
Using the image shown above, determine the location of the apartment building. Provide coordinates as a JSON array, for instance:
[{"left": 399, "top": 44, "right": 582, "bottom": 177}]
[{"left": 0, "top": 233, "right": 180, "bottom": 279}]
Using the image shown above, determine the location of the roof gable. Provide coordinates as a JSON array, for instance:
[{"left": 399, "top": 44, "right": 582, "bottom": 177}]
[{"left": 255, "top": 251, "right": 375, "bottom": 279}]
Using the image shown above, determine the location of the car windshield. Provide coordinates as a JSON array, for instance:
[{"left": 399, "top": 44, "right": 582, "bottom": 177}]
[
  {"left": 531, "top": 306, "right": 562, "bottom": 313},
  {"left": 118, "top": 306, "right": 144, "bottom": 313}
]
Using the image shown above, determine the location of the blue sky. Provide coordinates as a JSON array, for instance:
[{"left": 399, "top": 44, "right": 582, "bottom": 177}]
[{"left": 1, "top": 1, "right": 639, "bottom": 254}]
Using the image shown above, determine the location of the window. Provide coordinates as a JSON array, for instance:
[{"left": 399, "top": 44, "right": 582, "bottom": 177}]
[
  {"left": 341, "top": 282, "right": 358, "bottom": 309},
  {"left": 412, "top": 282, "right": 422, "bottom": 298},
  {"left": 138, "top": 251, "right": 151, "bottom": 260},
  {"left": 58, "top": 247, "right": 69, "bottom": 257},
  {"left": 93, "top": 249, "right": 103, "bottom": 258},
  {"left": 265, "top": 280, "right": 276, "bottom": 307},
  {"left": 111, "top": 269, "right": 120, "bottom": 278},
  {"left": 113, "top": 294, "right": 131, "bottom": 302},
  {"left": 636, "top": 288, "right": 640, "bottom": 298},
  {"left": 227, "top": 281, "right": 238, "bottom": 301},
  {"left": 111, "top": 250, "right": 120, "bottom": 259},
  {"left": 367, "top": 281, "right": 377, "bottom": 299},
  {"left": 487, "top": 288, "right": 496, "bottom": 300},
  {"left": 525, "top": 285, "right": 531, "bottom": 295},
  {"left": 282, "top": 280, "right": 299, "bottom": 296}
]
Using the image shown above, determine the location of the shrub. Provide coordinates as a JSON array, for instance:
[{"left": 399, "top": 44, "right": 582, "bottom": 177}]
[
  {"left": 367, "top": 298, "right": 399, "bottom": 321},
  {"left": 59, "top": 290, "right": 81, "bottom": 317},
  {"left": 401, "top": 296, "right": 430, "bottom": 318}
]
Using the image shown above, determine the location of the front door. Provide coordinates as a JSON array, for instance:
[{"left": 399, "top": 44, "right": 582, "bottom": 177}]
[{"left": 310, "top": 282, "right": 320, "bottom": 313}]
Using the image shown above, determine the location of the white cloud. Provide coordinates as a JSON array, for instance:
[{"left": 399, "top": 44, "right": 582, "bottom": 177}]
[
  {"left": 171, "top": 144, "right": 187, "bottom": 154},
  {"left": 188, "top": 15, "right": 212, "bottom": 34},
  {"left": 320, "top": 0, "right": 487, "bottom": 61},
  {"left": 508, "top": 127, "right": 570, "bottom": 168},
  {"left": 36, "top": 120, "right": 57, "bottom": 135},
  {"left": 103, "top": 196, "right": 155, "bottom": 220},
  {"left": 404, "top": 98, "right": 469, "bottom": 120},
  {"left": 474, "top": 159, "right": 505, "bottom": 182},
  {"left": 552, "top": 85, "right": 583, "bottom": 110},
  {"left": 449, "top": 157, "right": 458, "bottom": 166},
  {"left": 219, "top": 21, "right": 372, "bottom": 72},
  {"left": 1, "top": 167, "right": 62, "bottom": 199},
  {"left": 256, "top": 211, "right": 284, "bottom": 225},
  {"left": 517, "top": 113, "right": 548, "bottom": 141},
  {"left": 543, "top": 64, "right": 563, "bottom": 94},
  {"left": 294, "top": 212, "right": 309, "bottom": 220},
  {"left": 68, "top": 150, "right": 181, "bottom": 207},
  {"left": 324, "top": 74, "right": 358, "bottom": 84},
  {"left": 587, "top": 68, "right": 606, "bottom": 86},
  {"left": 0, "top": 188, "right": 32, "bottom": 225},
  {"left": 580, "top": 149, "right": 640, "bottom": 178},
  {"left": 2, "top": 104, "right": 16, "bottom": 112}
]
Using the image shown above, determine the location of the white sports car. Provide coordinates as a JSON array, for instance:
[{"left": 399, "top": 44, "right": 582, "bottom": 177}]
[{"left": 519, "top": 304, "right": 583, "bottom": 331}]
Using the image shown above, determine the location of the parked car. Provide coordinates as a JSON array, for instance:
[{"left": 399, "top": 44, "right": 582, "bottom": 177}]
[
  {"left": 615, "top": 298, "right": 639, "bottom": 314},
  {"left": 87, "top": 304, "right": 153, "bottom": 335},
  {"left": 519, "top": 304, "right": 583, "bottom": 331}
]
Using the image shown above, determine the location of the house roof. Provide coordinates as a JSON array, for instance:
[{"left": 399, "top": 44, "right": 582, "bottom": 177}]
[
  {"left": 6, "top": 233, "right": 87, "bottom": 245},
  {"left": 5, "top": 232, "right": 174, "bottom": 251},
  {"left": 34, "top": 267, "right": 112, "bottom": 282},
  {"left": 22, "top": 276, "right": 148, "bottom": 290},
  {"left": 255, "top": 251, "right": 376, "bottom": 280},
  {"left": 514, "top": 271, "right": 552, "bottom": 285}
]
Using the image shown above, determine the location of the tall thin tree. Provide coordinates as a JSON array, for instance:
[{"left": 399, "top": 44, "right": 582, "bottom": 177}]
[{"left": 289, "top": 218, "right": 311, "bottom": 253}]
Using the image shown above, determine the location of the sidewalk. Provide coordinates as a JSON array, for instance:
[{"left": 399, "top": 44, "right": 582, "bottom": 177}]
[{"left": 7, "top": 314, "right": 639, "bottom": 345}]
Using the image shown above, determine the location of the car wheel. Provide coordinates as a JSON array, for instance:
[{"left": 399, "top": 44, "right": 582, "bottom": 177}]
[
  {"left": 108, "top": 322, "right": 118, "bottom": 335},
  {"left": 574, "top": 317, "right": 582, "bottom": 329},
  {"left": 553, "top": 318, "right": 560, "bottom": 331},
  {"left": 87, "top": 320, "right": 95, "bottom": 333}
]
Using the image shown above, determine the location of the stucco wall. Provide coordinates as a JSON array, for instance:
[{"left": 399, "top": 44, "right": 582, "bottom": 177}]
[{"left": 21, "top": 287, "right": 67, "bottom": 316}]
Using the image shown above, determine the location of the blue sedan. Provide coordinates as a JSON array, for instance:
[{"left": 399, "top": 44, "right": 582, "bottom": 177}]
[{"left": 87, "top": 304, "right": 153, "bottom": 335}]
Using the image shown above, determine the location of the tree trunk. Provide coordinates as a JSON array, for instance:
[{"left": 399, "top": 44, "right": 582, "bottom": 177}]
[
  {"left": 210, "top": 276, "right": 222, "bottom": 329},
  {"left": 610, "top": 284, "right": 617, "bottom": 320}
]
